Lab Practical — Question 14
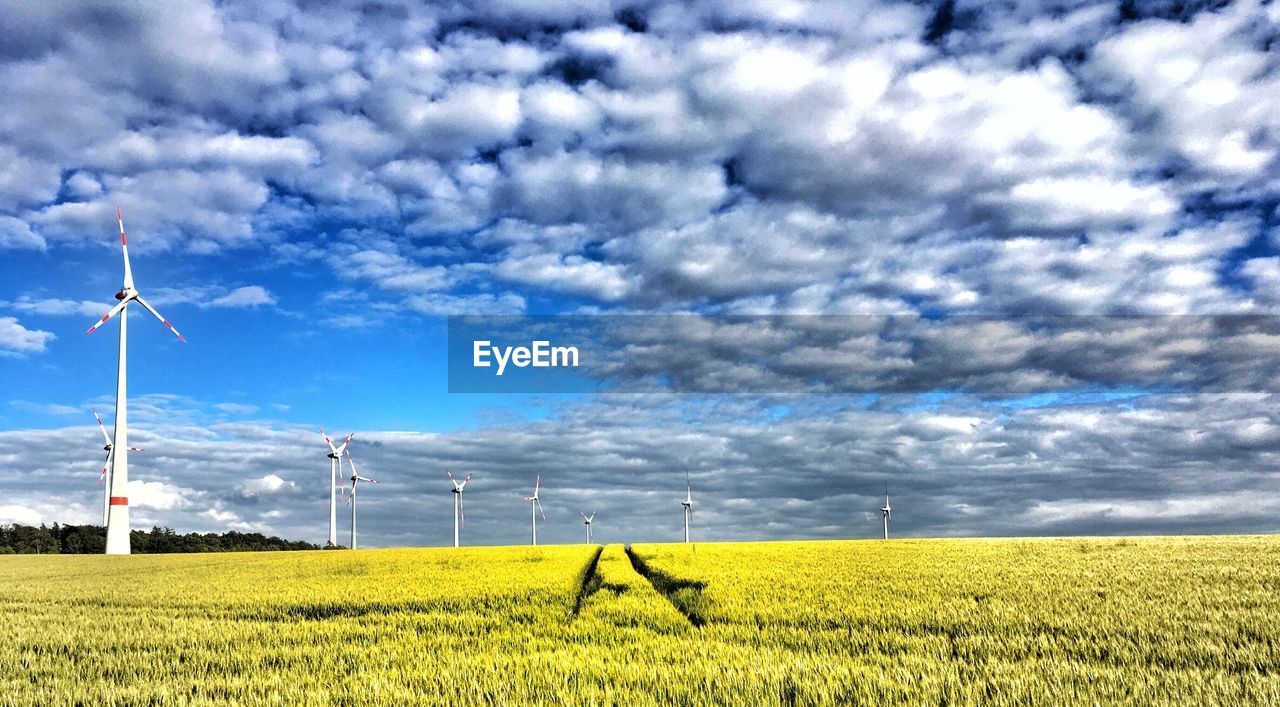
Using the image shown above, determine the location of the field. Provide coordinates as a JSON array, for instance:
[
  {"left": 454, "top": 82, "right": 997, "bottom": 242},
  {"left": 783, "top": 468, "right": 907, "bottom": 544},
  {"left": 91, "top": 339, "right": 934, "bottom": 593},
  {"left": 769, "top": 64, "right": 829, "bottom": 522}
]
[{"left": 1, "top": 537, "right": 1278, "bottom": 705}]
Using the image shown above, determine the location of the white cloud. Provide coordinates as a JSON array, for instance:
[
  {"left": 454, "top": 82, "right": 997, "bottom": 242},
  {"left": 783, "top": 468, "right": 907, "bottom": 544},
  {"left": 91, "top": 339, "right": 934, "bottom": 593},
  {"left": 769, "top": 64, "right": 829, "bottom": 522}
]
[
  {"left": 1088, "top": 1, "right": 1280, "bottom": 184},
  {"left": 7, "top": 297, "right": 105, "bottom": 317},
  {"left": 0, "top": 504, "right": 42, "bottom": 525},
  {"left": 494, "top": 254, "right": 633, "bottom": 302},
  {"left": 127, "top": 480, "right": 196, "bottom": 511},
  {"left": 145, "top": 285, "right": 278, "bottom": 310},
  {"left": 0, "top": 317, "right": 54, "bottom": 354},
  {"left": 237, "top": 474, "right": 297, "bottom": 498},
  {"left": 0, "top": 215, "right": 44, "bottom": 250},
  {"left": 214, "top": 403, "right": 259, "bottom": 416},
  {"left": 209, "top": 286, "right": 277, "bottom": 308}
]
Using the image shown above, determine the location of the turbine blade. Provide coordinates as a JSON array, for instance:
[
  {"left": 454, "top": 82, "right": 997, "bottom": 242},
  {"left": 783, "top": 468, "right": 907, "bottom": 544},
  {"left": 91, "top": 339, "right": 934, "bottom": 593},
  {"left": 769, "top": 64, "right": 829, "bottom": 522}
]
[
  {"left": 86, "top": 299, "right": 129, "bottom": 335},
  {"left": 117, "top": 206, "right": 135, "bottom": 290},
  {"left": 133, "top": 295, "right": 187, "bottom": 343},
  {"left": 91, "top": 408, "right": 112, "bottom": 445},
  {"left": 98, "top": 450, "right": 111, "bottom": 485},
  {"left": 536, "top": 498, "right": 546, "bottom": 521},
  {"left": 534, "top": 474, "right": 540, "bottom": 495},
  {"left": 319, "top": 427, "right": 338, "bottom": 454},
  {"left": 335, "top": 433, "right": 354, "bottom": 455}
]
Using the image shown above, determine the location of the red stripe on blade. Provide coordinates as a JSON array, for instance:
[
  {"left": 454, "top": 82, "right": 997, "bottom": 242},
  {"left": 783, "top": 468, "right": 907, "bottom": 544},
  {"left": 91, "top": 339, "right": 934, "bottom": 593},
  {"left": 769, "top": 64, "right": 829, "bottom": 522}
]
[{"left": 109, "top": 497, "right": 128, "bottom": 505}]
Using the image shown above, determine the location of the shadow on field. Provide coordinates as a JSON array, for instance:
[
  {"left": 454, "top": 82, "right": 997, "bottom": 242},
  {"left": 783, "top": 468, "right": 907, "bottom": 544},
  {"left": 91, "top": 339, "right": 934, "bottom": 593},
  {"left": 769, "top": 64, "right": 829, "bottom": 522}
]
[{"left": 625, "top": 547, "right": 711, "bottom": 628}]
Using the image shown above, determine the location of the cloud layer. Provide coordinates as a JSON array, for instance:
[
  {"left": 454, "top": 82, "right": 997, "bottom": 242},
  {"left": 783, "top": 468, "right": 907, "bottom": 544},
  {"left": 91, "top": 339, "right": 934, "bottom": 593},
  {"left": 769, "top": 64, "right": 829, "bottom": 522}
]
[
  {"left": 5, "top": 393, "right": 1279, "bottom": 546},
  {"left": 3, "top": 2, "right": 1279, "bottom": 542},
  {"left": 1, "top": 0, "right": 1276, "bottom": 317}
]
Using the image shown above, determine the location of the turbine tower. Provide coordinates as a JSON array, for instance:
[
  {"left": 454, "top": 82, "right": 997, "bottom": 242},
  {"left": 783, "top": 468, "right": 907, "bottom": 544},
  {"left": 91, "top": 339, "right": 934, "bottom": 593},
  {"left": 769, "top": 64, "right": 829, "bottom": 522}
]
[
  {"left": 319, "top": 428, "right": 353, "bottom": 547},
  {"left": 581, "top": 512, "right": 595, "bottom": 544},
  {"left": 881, "top": 483, "right": 892, "bottom": 541},
  {"left": 675, "top": 466, "right": 696, "bottom": 543},
  {"left": 447, "top": 468, "right": 472, "bottom": 548},
  {"left": 523, "top": 475, "right": 545, "bottom": 545},
  {"left": 85, "top": 207, "right": 186, "bottom": 554},
  {"left": 345, "top": 449, "right": 378, "bottom": 550},
  {"left": 91, "top": 408, "right": 142, "bottom": 526}
]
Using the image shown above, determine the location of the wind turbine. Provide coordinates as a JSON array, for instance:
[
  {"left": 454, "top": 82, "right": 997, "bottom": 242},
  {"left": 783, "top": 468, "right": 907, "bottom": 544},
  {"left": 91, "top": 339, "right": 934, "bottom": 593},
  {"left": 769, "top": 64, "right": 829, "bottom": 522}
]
[
  {"left": 319, "top": 428, "right": 353, "bottom": 547},
  {"left": 881, "top": 483, "right": 892, "bottom": 541},
  {"left": 345, "top": 449, "right": 378, "bottom": 550},
  {"left": 681, "top": 467, "right": 693, "bottom": 543},
  {"left": 85, "top": 207, "right": 186, "bottom": 554},
  {"left": 447, "top": 468, "right": 472, "bottom": 548},
  {"left": 523, "top": 475, "right": 545, "bottom": 545},
  {"left": 91, "top": 408, "right": 142, "bottom": 526},
  {"left": 581, "top": 512, "right": 595, "bottom": 544}
]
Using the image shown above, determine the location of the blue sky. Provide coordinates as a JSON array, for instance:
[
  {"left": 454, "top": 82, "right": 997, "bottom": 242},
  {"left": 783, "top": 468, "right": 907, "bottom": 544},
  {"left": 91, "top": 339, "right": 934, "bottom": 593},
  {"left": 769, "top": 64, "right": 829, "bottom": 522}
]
[{"left": 1, "top": 0, "right": 1279, "bottom": 546}]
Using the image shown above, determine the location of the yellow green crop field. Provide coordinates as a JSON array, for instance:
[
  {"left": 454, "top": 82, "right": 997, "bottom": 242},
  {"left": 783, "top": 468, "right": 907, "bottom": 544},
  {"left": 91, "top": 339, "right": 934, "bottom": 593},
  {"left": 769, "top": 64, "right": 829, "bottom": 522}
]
[{"left": 2, "top": 536, "right": 1278, "bottom": 705}]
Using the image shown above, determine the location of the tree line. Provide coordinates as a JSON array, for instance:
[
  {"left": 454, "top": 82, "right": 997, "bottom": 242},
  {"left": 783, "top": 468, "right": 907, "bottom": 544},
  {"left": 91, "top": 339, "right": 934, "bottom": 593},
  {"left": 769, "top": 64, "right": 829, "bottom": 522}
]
[{"left": 0, "top": 524, "right": 321, "bottom": 554}]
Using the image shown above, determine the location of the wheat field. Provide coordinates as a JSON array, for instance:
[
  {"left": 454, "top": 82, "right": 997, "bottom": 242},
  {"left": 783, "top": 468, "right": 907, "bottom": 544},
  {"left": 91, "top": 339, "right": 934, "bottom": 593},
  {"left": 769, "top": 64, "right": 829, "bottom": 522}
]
[{"left": 1, "top": 536, "right": 1277, "bottom": 705}]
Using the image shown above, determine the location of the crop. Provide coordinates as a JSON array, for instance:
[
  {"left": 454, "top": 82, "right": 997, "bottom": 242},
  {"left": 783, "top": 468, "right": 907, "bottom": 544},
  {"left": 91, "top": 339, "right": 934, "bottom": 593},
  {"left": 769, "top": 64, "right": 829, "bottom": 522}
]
[
  {"left": 1, "top": 536, "right": 1278, "bottom": 705},
  {"left": 630, "top": 536, "right": 1280, "bottom": 704}
]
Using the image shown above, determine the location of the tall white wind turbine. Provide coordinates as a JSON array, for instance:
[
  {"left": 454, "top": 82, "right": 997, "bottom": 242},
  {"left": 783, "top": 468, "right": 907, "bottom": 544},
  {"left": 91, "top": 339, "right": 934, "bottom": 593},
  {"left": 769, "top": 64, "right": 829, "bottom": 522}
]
[
  {"left": 681, "top": 467, "right": 693, "bottom": 543},
  {"left": 523, "top": 475, "right": 545, "bottom": 545},
  {"left": 85, "top": 207, "right": 187, "bottom": 554},
  {"left": 447, "top": 468, "right": 472, "bottom": 548},
  {"left": 319, "top": 428, "right": 353, "bottom": 547},
  {"left": 345, "top": 449, "right": 378, "bottom": 550},
  {"left": 881, "top": 483, "right": 892, "bottom": 541},
  {"left": 91, "top": 408, "right": 142, "bottom": 526},
  {"left": 581, "top": 512, "right": 595, "bottom": 544}
]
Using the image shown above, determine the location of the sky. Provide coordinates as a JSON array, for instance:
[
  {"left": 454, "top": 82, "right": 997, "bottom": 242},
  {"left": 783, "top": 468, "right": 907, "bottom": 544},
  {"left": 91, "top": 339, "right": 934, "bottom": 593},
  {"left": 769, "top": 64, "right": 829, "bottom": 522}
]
[{"left": 1, "top": 0, "right": 1279, "bottom": 547}]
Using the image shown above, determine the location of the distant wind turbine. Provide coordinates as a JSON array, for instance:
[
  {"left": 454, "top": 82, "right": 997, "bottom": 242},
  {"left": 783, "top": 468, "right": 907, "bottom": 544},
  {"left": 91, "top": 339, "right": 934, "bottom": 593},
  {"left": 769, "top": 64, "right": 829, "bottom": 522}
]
[
  {"left": 85, "top": 207, "right": 187, "bottom": 554},
  {"left": 881, "top": 483, "right": 892, "bottom": 541},
  {"left": 90, "top": 408, "right": 142, "bottom": 526},
  {"left": 319, "top": 428, "right": 353, "bottom": 547},
  {"left": 581, "top": 512, "right": 595, "bottom": 544},
  {"left": 345, "top": 449, "right": 378, "bottom": 550},
  {"left": 682, "top": 466, "right": 693, "bottom": 543},
  {"left": 524, "top": 475, "right": 545, "bottom": 545},
  {"left": 447, "top": 468, "right": 472, "bottom": 548}
]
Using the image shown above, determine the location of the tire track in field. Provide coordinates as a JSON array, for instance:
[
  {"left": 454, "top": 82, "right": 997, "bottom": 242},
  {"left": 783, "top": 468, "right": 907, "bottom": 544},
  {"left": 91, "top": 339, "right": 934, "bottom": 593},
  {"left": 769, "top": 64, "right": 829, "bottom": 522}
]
[
  {"left": 624, "top": 546, "right": 709, "bottom": 628},
  {"left": 569, "top": 546, "right": 604, "bottom": 619}
]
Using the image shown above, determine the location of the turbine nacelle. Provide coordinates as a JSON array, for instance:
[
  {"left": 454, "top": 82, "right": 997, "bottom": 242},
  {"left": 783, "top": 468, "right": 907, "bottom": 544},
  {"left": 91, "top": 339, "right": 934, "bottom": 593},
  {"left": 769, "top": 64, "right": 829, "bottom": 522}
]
[
  {"left": 319, "top": 428, "right": 354, "bottom": 458},
  {"left": 447, "top": 469, "right": 472, "bottom": 541},
  {"left": 447, "top": 468, "right": 471, "bottom": 493}
]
